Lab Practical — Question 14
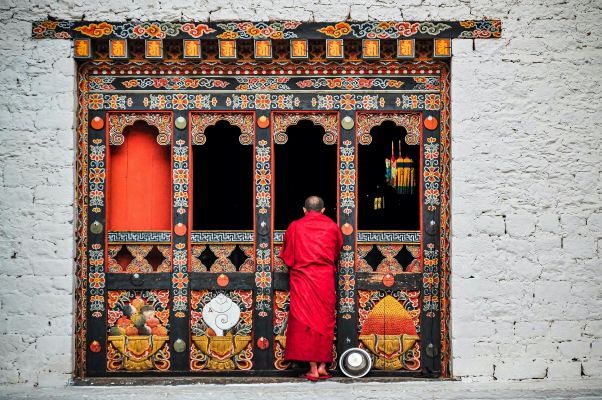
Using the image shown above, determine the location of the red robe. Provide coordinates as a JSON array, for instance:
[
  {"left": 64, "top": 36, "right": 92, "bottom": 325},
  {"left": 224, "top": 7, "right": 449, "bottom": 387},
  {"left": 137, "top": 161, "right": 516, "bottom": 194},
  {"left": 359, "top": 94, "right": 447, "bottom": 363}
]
[{"left": 280, "top": 211, "right": 343, "bottom": 363}]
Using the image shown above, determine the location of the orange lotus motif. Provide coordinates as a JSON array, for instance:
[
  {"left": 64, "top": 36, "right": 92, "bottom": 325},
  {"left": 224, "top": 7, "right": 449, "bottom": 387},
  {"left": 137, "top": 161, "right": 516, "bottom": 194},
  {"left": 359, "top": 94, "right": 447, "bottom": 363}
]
[
  {"left": 359, "top": 295, "right": 420, "bottom": 370},
  {"left": 192, "top": 335, "right": 252, "bottom": 370},
  {"left": 108, "top": 335, "right": 169, "bottom": 371}
]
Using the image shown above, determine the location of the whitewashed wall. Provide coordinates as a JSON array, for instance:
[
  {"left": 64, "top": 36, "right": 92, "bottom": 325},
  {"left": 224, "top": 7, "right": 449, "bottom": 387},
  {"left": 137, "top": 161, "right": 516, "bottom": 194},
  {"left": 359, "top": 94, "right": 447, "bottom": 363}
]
[{"left": 0, "top": 0, "right": 599, "bottom": 386}]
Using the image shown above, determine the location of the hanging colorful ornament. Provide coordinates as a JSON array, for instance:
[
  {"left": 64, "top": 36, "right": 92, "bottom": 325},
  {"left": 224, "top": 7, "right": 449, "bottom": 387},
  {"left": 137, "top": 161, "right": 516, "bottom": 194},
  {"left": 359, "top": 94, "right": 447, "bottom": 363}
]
[{"left": 390, "top": 141, "right": 397, "bottom": 188}]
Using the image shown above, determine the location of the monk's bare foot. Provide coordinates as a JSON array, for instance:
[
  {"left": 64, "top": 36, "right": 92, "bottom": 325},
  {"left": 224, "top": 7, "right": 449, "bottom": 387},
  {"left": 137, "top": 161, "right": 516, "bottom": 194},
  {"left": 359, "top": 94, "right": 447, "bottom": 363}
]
[
  {"left": 317, "top": 362, "right": 329, "bottom": 376},
  {"left": 305, "top": 362, "right": 320, "bottom": 379}
]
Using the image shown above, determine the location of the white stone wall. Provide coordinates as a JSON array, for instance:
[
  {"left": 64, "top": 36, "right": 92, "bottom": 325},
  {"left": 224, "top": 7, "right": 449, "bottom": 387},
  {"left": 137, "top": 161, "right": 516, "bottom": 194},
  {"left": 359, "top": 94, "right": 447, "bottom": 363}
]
[{"left": 0, "top": 0, "right": 599, "bottom": 387}]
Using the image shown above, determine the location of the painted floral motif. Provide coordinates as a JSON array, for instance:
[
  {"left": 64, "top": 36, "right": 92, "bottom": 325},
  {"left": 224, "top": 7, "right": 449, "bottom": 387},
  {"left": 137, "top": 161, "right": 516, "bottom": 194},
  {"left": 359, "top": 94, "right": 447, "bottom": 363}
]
[
  {"left": 412, "top": 76, "right": 440, "bottom": 91},
  {"left": 172, "top": 136, "right": 189, "bottom": 317},
  {"left": 89, "top": 139, "right": 105, "bottom": 213},
  {"left": 88, "top": 77, "right": 116, "bottom": 91},
  {"left": 338, "top": 246, "right": 356, "bottom": 314},
  {"left": 272, "top": 112, "right": 338, "bottom": 145},
  {"left": 395, "top": 94, "right": 441, "bottom": 110},
  {"left": 190, "top": 112, "right": 254, "bottom": 145},
  {"left": 272, "top": 245, "right": 287, "bottom": 273},
  {"left": 88, "top": 94, "right": 130, "bottom": 110},
  {"left": 255, "top": 244, "right": 272, "bottom": 314},
  {"left": 356, "top": 113, "right": 421, "bottom": 146},
  {"left": 108, "top": 113, "right": 172, "bottom": 146},
  {"left": 255, "top": 139, "right": 271, "bottom": 214},
  {"left": 144, "top": 94, "right": 215, "bottom": 110},
  {"left": 297, "top": 77, "right": 403, "bottom": 90},
  {"left": 422, "top": 243, "right": 440, "bottom": 317},
  {"left": 312, "top": 94, "right": 383, "bottom": 111},
  {"left": 172, "top": 247, "right": 188, "bottom": 315},
  {"left": 227, "top": 94, "right": 300, "bottom": 110},
  {"left": 439, "top": 67, "right": 452, "bottom": 376},
  {"left": 339, "top": 139, "right": 356, "bottom": 216},
  {"left": 173, "top": 139, "right": 189, "bottom": 215},
  {"left": 88, "top": 244, "right": 105, "bottom": 316},
  {"left": 424, "top": 136, "right": 440, "bottom": 211},
  {"left": 216, "top": 21, "right": 302, "bottom": 39},
  {"left": 235, "top": 77, "right": 291, "bottom": 91},
  {"left": 273, "top": 290, "right": 290, "bottom": 370},
  {"left": 190, "top": 290, "right": 253, "bottom": 371},
  {"left": 122, "top": 77, "right": 229, "bottom": 90}
]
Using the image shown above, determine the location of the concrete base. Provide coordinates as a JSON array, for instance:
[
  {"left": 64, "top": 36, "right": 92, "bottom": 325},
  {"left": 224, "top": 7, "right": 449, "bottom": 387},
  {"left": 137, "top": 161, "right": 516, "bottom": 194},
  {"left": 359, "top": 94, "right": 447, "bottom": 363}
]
[{"left": 1, "top": 378, "right": 601, "bottom": 400}]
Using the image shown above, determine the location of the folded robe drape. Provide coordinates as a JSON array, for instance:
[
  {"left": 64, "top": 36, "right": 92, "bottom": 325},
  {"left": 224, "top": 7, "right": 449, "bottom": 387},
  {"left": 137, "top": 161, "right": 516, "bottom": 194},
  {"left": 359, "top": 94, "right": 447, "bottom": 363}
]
[{"left": 280, "top": 211, "right": 343, "bottom": 363}]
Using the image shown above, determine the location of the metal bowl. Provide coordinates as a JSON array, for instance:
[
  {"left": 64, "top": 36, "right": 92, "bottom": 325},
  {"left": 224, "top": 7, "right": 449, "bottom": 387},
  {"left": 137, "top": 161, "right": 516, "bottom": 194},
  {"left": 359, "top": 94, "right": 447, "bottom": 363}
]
[{"left": 339, "top": 347, "right": 372, "bottom": 378}]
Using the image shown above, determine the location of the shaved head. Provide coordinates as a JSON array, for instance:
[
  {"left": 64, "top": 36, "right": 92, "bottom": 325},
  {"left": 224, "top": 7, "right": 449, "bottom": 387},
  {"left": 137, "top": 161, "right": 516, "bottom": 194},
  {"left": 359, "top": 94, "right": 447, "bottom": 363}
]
[{"left": 304, "top": 196, "right": 324, "bottom": 212}]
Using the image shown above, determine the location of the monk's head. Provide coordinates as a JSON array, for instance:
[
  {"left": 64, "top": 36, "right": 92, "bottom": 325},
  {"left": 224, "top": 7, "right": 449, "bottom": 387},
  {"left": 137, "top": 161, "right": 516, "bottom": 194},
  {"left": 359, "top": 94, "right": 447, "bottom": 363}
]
[{"left": 303, "top": 196, "right": 325, "bottom": 214}]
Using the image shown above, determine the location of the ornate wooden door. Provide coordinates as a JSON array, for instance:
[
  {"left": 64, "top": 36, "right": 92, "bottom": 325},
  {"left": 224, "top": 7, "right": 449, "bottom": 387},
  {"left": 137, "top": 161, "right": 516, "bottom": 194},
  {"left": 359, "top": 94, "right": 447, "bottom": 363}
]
[{"left": 78, "top": 41, "right": 450, "bottom": 378}]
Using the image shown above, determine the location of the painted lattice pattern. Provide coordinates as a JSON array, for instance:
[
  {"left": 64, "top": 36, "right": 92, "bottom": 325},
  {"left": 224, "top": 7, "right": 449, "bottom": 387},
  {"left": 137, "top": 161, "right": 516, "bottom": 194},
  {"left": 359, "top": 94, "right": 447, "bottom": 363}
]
[
  {"left": 357, "top": 244, "right": 421, "bottom": 274},
  {"left": 190, "top": 244, "right": 254, "bottom": 272},
  {"left": 107, "top": 244, "right": 171, "bottom": 273}
]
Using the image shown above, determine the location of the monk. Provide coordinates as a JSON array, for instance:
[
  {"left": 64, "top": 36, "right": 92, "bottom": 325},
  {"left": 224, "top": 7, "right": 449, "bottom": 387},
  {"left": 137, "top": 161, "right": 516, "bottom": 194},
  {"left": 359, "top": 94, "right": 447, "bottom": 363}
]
[{"left": 280, "top": 196, "right": 343, "bottom": 381}]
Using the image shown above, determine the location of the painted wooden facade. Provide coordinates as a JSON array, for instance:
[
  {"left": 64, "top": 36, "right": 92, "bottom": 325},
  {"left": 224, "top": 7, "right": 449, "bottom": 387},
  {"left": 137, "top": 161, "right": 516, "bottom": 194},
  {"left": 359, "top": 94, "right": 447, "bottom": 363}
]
[{"left": 32, "top": 20, "right": 501, "bottom": 379}]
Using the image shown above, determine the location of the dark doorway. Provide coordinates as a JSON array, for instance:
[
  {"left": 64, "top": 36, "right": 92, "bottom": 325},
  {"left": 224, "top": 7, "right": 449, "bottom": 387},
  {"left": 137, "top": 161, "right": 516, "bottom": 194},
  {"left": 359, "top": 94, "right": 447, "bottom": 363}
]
[
  {"left": 192, "top": 120, "right": 253, "bottom": 230},
  {"left": 274, "top": 120, "right": 337, "bottom": 230},
  {"left": 358, "top": 121, "right": 420, "bottom": 230}
]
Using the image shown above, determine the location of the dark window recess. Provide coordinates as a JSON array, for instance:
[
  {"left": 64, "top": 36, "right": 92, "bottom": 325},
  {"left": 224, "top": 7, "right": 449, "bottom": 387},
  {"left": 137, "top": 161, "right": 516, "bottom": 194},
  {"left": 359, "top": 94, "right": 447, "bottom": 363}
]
[
  {"left": 192, "top": 121, "right": 253, "bottom": 230},
  {"left": 358, "top": 121, "right": 420, "bottom": 230},
  {"left": 364, "top": 245, "right": 385, "bottom": 269},
  {"left": 228, "top": 245, "right": 250, "bottom": 270},
  {"left": 274, "top": 120, "right": 337, "bottom": 230},
  {"left": 197, "top": 246, "right": 218, "bottom": 268},
  {"left": 395, "top": 245, "right": 416, "bottom": 270},
  {"left": 115, "top": 245, "right": 134, "bottom": 268},
  {"left": 146, "top": 246, "right": 167, "bottom": 271}
]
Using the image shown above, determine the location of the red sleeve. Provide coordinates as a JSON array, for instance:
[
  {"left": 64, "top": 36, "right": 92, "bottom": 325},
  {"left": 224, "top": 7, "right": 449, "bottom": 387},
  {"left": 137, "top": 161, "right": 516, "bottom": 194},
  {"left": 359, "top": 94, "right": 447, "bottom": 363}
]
[
  {"left": 280, "top": 222, "right": 295, "bottom": 268},
  {"left": 334, "top": 225, "right": 343, "bottom": 259}
]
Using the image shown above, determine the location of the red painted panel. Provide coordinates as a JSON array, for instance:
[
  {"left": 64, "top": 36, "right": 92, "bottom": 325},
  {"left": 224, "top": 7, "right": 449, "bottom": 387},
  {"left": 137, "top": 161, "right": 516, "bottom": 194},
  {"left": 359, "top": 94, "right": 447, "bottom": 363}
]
[{"left": 108, "top": 122, "right": 171, "bottom": 230}]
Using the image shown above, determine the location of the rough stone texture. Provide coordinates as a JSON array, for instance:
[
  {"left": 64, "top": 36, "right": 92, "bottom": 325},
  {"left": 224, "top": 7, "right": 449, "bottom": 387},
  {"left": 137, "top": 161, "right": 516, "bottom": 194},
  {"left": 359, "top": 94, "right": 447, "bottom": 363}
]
[{"left": 0, "top": 0, "right": 600, "bottom": 387}]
